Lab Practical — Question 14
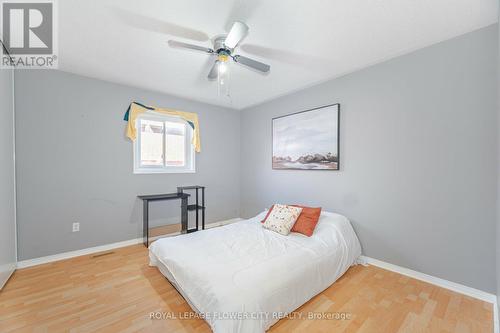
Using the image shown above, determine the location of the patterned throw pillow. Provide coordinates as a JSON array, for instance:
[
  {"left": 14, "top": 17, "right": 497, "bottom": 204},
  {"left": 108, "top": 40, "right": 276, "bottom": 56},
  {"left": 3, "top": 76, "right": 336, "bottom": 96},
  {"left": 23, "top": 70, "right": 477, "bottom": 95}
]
[{"left": 262, "top": 204, "right": 303, "bottom": 235}]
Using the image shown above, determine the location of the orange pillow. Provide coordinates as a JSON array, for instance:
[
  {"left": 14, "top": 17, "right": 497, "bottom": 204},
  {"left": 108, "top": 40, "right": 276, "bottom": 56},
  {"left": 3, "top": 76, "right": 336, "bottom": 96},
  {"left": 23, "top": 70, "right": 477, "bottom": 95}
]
[{"left": 290, "top": 205, "right": 322, "bottom": 237}]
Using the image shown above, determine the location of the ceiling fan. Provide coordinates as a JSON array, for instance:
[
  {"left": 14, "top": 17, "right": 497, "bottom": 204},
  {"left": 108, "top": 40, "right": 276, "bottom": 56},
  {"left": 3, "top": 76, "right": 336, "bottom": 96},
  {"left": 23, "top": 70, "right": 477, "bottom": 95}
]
[
  {"left": 168, "top": 21, "right": 270, "bottom": 86},
  {"left": 114, "top": 4, "right": 326, "bottom": 100}
]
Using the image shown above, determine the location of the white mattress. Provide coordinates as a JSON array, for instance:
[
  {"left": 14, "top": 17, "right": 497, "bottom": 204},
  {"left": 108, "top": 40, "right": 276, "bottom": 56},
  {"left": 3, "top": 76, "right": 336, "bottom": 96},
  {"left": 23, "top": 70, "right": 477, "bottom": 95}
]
[{"left": 149, "top": 211, "right": 361, "bottom": 333}]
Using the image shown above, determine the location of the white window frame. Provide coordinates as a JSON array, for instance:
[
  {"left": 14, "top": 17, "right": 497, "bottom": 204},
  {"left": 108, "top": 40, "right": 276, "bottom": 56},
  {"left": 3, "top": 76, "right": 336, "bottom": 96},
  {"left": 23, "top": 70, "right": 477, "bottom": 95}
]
[{"left": 133, "top": 112, "right": 196, "bottom": 174}]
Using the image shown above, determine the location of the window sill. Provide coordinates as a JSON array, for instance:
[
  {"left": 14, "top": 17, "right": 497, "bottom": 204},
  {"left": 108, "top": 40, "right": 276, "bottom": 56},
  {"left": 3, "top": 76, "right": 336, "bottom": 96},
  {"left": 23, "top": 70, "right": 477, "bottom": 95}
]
[{"left": 133, "top": 169, "right": 196, "bottom": 175}]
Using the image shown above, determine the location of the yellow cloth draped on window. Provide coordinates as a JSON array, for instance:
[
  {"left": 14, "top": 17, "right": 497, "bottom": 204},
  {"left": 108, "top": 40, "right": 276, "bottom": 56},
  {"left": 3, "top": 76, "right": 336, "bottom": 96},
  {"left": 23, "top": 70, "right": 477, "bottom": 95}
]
[{"left": 125, "top": 102, "right": 201, "bottom": 153}]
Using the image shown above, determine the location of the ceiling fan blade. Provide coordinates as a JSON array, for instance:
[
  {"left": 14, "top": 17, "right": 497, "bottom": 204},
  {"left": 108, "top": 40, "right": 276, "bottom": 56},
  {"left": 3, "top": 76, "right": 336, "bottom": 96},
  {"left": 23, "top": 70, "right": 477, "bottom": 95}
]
[
  {"left": 168, "top": 40, "right": 214, "bottom": 54},
  {"left": 224, "top": 0, "right": 262, "bottom": 32},
  {"left": 208, "top": 61, "right": 219, "bottom": 80},
  {"left": 113, "top": 8, "right": 209, "bottom": 42},
  {"left": 224, "top": 21, "right": 249, "bottom": 49},
  {"left": 233, "top": 55, "right": 270, "bottom": 73},
  {"left": 240, "top": 44, "right": 329, "bottom": 69}
]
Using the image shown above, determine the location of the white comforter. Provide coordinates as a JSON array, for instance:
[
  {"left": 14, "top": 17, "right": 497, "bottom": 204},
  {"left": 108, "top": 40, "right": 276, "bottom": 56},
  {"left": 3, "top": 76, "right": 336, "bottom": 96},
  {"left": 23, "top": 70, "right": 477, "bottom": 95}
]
[{"left": 149, "top": 211, "right": 361, "bottom": 333}]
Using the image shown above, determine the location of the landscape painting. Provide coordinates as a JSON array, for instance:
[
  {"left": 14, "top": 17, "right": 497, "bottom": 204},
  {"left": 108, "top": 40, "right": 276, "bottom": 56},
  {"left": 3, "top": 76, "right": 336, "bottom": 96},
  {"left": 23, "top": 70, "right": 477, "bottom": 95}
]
[{"left": 272, "top": 104, "right": 339, "bottom": 170}]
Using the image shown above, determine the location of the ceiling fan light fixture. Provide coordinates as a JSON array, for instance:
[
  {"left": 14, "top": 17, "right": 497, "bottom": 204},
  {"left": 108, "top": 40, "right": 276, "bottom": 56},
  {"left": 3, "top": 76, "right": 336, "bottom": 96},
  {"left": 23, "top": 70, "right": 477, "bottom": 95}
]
[
  {"left": 217, "top": 54, "right": 230, "bottom": 62},
  {"left": 217, "top": 50, "right": 230, "bottom": 97},
  {"left": 218, "top": 62, "right": 227, "bottom": 74},
  {"left": 218, "top": 61, "right": 230, "bottom": 97}
]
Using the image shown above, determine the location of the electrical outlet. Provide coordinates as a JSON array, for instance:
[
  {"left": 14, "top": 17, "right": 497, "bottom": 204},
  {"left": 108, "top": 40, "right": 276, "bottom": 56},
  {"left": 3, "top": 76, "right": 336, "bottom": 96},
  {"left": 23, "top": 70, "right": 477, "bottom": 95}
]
[{"left": 72, "top": 222, "right": 80, "bottom": 232}]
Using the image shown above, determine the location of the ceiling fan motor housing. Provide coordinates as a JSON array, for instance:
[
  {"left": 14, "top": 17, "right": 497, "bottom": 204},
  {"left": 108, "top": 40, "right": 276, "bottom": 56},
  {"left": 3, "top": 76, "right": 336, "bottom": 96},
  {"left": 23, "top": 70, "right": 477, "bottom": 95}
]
[{"left": 213, "top": 36, "right": 232, "bottom": 60}]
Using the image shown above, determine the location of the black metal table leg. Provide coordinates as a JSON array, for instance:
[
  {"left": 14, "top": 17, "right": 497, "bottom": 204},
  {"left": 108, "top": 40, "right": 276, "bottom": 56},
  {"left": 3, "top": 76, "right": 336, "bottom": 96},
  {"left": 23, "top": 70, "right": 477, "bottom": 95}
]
[
  {"left": 195, "top": 188, "right": 199, "bottom": 231},
  {"left": 181, "top": 197, "right": 188, "bottom": 233},
  {"left": 202, "top": 187, "right": 205, "bottom": 230},
  {"left": 143, "top": 199, "right": 149, "bottom": 247}
]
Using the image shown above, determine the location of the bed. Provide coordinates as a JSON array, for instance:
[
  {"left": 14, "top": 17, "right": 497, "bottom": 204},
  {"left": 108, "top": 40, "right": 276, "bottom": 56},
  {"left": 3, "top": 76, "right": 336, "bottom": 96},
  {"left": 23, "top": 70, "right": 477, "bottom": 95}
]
[{"left": 149, "top": 210, "right": 361, "bottom": 333}]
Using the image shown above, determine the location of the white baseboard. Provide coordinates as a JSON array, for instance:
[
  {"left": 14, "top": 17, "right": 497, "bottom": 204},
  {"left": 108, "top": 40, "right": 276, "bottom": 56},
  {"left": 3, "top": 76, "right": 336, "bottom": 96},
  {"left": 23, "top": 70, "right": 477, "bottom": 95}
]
[
  {"left": 17, "top": 217, "right": 244, "bottom": 269},
  {"left": 17, "top": 238, "right": 144, "bottom": 269},
  {"left": 205, "top": 217, "right": 244, "bottom": 229},
  {"left": 360, "top": 256, "right": 496, "bottom": 303},
  {"left": 360, "top": 255, "right": 498, "bottom": 333}
]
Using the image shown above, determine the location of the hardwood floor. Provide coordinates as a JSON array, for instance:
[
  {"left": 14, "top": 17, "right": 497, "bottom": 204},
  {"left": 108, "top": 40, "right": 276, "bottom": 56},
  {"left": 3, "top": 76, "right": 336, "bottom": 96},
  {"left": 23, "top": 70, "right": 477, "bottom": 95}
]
[
  {"left": 149, "top": 224, "right": 182, "bottom": 238},
  {"left": 0, "top": 245, "right": 493, "bottom": 333}
]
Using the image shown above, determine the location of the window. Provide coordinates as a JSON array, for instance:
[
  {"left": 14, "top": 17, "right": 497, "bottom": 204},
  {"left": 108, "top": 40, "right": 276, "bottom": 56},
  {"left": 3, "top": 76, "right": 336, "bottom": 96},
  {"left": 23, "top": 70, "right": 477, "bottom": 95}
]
[{"left": 134, "top": 114, "right": 195, "bottom": 173}]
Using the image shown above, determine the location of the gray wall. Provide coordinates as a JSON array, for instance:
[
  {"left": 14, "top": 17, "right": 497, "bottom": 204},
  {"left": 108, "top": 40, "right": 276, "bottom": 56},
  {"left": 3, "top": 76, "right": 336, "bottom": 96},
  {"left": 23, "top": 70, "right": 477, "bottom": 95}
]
[
  {"left": 13, "top": 25, "right": 499, "bottom": 294},
  {"left": 0, "top": 65, "right": 16, "bottom": 287},
  {"left": 240, "top": 25, "right": 498, "bottom": 293},
  {"left": 15, "top": 70, "right": 240, "bottom": 260}
]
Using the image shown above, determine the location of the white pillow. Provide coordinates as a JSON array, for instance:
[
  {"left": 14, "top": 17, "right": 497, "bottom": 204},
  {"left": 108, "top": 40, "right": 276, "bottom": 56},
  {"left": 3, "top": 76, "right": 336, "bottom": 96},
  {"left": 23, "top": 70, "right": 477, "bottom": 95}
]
[{"left": 262, "top": 204, "right": 303, "bottom": 235}]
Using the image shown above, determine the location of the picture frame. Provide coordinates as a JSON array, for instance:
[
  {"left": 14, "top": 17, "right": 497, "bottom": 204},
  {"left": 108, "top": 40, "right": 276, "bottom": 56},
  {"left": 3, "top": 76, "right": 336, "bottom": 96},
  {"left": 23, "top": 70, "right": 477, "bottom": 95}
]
[{"left": 272, "top": 103, "right": 340, "bottom": 170}]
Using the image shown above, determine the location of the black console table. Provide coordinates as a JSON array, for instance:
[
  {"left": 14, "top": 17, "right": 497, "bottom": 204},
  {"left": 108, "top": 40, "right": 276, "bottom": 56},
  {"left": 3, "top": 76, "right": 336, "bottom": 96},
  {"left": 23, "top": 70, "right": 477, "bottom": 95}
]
[
  {"left": 138, "top": 192, "right": 190, "bottom": 247},
  {"left": 177, "top": 186, "right": 206, "bottom": 232}
]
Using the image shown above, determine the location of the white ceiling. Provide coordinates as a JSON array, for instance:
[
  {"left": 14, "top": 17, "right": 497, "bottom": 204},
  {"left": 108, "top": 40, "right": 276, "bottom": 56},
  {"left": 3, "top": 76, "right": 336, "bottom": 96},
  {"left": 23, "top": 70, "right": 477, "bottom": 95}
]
[{"left": 59, "top": 0, "right": 498, "bottom": 110}]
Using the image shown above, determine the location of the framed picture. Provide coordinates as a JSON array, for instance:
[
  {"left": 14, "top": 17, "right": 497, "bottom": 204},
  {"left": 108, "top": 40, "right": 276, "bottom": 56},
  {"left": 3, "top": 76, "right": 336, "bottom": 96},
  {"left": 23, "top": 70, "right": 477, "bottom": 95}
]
[{"left": 272, "top": 104, "right": 340, "bottom": 170}]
